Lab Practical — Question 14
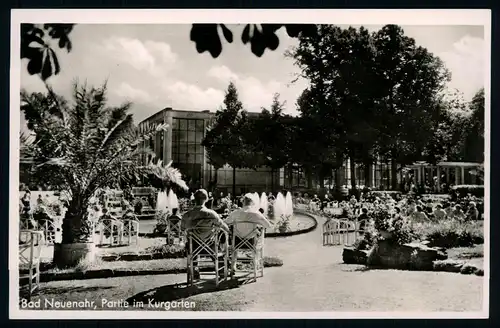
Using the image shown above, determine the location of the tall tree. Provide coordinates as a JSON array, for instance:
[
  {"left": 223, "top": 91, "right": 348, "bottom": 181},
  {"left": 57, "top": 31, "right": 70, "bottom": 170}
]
[
  {"left": 465, "top": 88, "right": 485, "bottom": 162},
  {"left": 289, "top": 25, "right": 380, "bottom": 190},
  {"left": 202, "top": 82, "right": 252, "bottom": 196},
  {"left": 254, "top": 93, "right": 291, "bottom": 192},
  {"left": 21, "top": 83, "right": 187, "bottom": 267},
  {"left": 372, "top": 25, "right": 450, "bottom": 189}
]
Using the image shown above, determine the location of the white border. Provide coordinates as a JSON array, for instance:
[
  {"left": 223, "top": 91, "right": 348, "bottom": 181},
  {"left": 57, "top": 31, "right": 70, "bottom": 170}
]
[{"left": 10, "top": 9, "right": 491, "bottom": 320}]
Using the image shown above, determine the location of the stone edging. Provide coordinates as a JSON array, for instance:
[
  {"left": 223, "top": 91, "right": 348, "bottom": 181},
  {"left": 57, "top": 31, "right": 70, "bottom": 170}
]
[
  {"left": 265, "top": 211, "right": 318, "bottom": 238},
  {"left": 342, "top": 247, "right": 484, "bottom": 276},
  {"left": 139, "top": 211, "right": 319, "bottom": 239},
  {"left": 20, "top": 259, "right": 284, "bottom": 283}
]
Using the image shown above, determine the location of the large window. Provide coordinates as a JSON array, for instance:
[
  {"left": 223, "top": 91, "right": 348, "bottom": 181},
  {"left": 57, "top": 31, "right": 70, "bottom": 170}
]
[{"left": 172, "top": 118, "right": 205, "bottom": 187}]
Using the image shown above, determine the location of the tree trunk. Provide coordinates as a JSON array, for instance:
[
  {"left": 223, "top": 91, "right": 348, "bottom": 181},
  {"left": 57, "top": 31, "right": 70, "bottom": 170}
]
[
  {"left": 54, "top": 194, "right": 96, "bottom": 268},
  {"left": 306, "top": 166, "right": 313, "bottom": 189},
  {"left": 271, "top": 167, "right": 274, "bottom": 193},
  {"left": 232, "top": 167, "right": 236, "bottom": 197},
  {"left": 350, "top": 157, "right": 357, "bottom": 191},
  {"left": 391, "top": 159, "right": 398, "bottom": 190}
]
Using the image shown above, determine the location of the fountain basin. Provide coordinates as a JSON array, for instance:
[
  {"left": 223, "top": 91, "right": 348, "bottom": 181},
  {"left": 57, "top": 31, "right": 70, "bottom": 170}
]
[{"left": 265, "top": 211, "right": 317, "bottom": 238}]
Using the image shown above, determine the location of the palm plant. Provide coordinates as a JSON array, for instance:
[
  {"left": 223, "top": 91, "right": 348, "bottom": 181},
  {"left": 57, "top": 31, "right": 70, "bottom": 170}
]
[{"left": 21, "top": 82, "right": 187, "bottom": 265}]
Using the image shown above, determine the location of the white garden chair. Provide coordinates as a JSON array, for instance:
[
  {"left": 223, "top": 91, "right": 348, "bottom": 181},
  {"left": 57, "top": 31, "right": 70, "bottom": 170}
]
[
  {"left": 121, "top": 218, "right": 139, "bottom": 245},
  {"left": 322, "top": 218, "right": 337, "bottom": 246},
  {"left": 166, "top": 215, "right": 183, "bottom": 245},
  {"left": 19, "top": 230, "right": 44, "bottom": 301},
  {"left": 96, "top": 217, "right": 123, "bottom": 246},
  {"left": 186, "top": 224, "right": 229, "bottom": 287},
  {"left": 42, "top": 217, "right": 62, "bottom": 245},
  {"left": 229, "top": 224, "right": 265, "bottom": 281}
]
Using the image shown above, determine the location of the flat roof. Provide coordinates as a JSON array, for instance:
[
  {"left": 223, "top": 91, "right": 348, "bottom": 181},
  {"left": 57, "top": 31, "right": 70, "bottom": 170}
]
[{"left": 409, "top": 161, "right": 482, "bottom": 167}]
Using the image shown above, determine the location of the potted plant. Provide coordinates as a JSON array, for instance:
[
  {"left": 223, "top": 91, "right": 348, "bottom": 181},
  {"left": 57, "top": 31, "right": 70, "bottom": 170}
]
[
  {"left": 372, "top": 207, "right": 393, "bottom": 239},
  {"left": 21, "top": 83, "right": 188, "bottom": 268},
  {"left": 276, "top": 214, "right": 291, "bottom": 233}
]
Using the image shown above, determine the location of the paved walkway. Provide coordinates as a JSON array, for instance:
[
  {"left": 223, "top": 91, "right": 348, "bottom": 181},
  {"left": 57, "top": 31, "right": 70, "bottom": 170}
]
[{"left": 33, "top": 214, "right": 484, "bottom": 312}]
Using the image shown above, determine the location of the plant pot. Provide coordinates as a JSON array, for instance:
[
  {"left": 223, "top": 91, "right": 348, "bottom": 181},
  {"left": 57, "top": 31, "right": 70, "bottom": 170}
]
[{"left": 53, "top": 242, "right": 96, "bottom": 268}]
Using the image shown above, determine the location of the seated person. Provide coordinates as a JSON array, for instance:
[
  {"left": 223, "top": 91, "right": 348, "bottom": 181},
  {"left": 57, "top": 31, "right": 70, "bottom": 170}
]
[
  {"left": 182, "top": 189, "right": 229, "bottom": 279},
  {"left": 433, "top": 204, "right": 447, "bottom": 221},
  {"left": 225, "top": 194, "right": 272, "bottom": 248},
  {"left": 412, "top": 206, "right": 429, "bottom": 223},
  {"left": 450, "top": 205, "right": 466, "bottom": 221},
  {"left": 357, "top": 208, "right": 370, "bottom": 231},
  {"left": 466, "top": 202, "right": 479, "bottom": 221},
  {"left": 121, "top": 206, "right": 138, "bottom": 232},
  {"left": 169, "top": 207, "right": 182, "bottom": 226}
]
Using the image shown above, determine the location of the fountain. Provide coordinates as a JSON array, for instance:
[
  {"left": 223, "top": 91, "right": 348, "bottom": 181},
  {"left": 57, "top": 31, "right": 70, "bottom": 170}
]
[
  {"left": 273, "top": 192, "right": 286, "bottom": 221},
  {"left": 285, "top": 191, "right": 294, "bottom": 216},
  {"left": 168, "top": 189, "right": 179, "bottom": 210},
  {"left": 252, "top": 192, "right": 260, "bottom": 210},
  {"left": 260, "top": 192, "right": 268, "bottom": 216},
  {"left": 156, "top": 191, "right": 169, "bottom": 213}
]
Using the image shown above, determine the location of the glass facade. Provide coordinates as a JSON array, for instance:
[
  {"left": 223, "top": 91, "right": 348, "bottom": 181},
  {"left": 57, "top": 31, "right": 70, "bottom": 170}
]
[{"left": 172, "top": 118, "right": 205, "bottom": 188}]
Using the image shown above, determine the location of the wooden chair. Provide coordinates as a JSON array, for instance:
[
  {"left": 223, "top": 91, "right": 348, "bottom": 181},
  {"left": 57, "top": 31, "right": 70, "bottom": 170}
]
[
  {"left": 121, "top": 218, "right": 139, "bottom": 245},
  {"left": 185, "top": 224, "right": 229, "bottom": 287},
  {"left": 229, "top": 224, "right": 265, "bottom": 281},
  {"left": 19, "top": 230, "right": 44, "bottom": 301}
]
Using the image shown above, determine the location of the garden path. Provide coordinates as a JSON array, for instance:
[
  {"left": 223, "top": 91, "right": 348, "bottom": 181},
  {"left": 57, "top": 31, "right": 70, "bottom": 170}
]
[{"left": 33, "top": 214, "right": 484, "bottom": 312}]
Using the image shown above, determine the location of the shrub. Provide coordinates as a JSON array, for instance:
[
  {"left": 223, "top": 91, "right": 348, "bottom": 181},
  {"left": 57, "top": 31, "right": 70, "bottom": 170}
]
[
  {"left": 263, "top": 256, "right": 284, "bottom": 267},
  {"left": 144, "top": 244, "right": 186, "bottom": 258},
  {"left": 413, "top": 219, "right": 484, "bottom": 248},
  {"left": 450, "top": 185, "right": 484, "bottom": 199}
]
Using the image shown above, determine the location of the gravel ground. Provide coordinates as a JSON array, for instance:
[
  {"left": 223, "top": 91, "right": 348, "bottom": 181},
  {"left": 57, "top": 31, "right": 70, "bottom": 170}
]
[{"left": 28, "top": 214, "right": 484, "bottom": 312}]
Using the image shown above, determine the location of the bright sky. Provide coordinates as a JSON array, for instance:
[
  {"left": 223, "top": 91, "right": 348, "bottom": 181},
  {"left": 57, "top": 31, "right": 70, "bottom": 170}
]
[{"left": 20, "top": 24, "right": 485, "bottom": 123}]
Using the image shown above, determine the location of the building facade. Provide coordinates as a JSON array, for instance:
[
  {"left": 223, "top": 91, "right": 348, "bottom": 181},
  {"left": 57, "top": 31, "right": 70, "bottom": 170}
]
[
  {"left": 142, "top": 108, "right": 479, "bottom": 194},
  {"left": 138, "top": 108, "right": 283, "bottom": 195}
]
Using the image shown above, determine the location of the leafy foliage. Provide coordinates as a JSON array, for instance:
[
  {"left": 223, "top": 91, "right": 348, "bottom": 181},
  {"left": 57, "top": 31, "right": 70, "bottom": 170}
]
[
  {"left": 190, "top": 24, "right": 317, "bottom": 58},
  {"left": 202, "top": 82, "right": 261, "bottom": 193},
  {"left": 21, "top": 83, "right": 187, "bottom": 243},
  {"left": 288, "top": 24, "right": 455, "bottom": 188},
  {"left": 21, "top": 24, "right": 74, "bottom": 81}
]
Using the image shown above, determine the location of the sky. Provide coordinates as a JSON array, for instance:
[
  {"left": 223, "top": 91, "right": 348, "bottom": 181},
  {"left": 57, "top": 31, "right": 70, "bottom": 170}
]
[{"left": 20, "top": 24, "right": 485, "bottom": 123}]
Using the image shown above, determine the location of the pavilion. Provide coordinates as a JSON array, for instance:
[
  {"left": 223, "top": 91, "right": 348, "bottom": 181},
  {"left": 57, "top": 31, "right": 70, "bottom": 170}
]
[{"left": 407, "top": 161, "right": 483, "bottom": 193}]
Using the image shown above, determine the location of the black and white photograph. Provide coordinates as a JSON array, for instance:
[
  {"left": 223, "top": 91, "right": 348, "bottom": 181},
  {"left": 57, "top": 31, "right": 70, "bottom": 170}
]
[{"left": 10, "top": 9, "right": 490, "bottom": 319}]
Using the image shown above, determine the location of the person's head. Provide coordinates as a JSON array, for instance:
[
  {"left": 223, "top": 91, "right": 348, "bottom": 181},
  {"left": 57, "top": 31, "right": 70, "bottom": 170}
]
[
  {"left": 416, "top": 205, "right": 422, "bottom": 212},
  {"left": 172, "top": 208, "right": 178, "bottom": 215},
  {"left": 242, "top": 193, "right": 255, "bottom": 207},
  {"left": 258, "top": 208, "right": 264, "bottom": 214},
  {"left": 395, "top": 206, "right": 401, "bottom": 213},
  {"left": 455, "top": 205, "right": 462, "bottom": 211},
  {"left": 193, "top": 189, "right": 209, "bottom": 206},
  {"left": 436, "top": 204, "right": 442, "bottom": 210},
  {"left": 362, "top": 207, "right": 368, "bottom": 214},
  {"left": 469, "top": 201, "right": 476, "bottom": 208}
]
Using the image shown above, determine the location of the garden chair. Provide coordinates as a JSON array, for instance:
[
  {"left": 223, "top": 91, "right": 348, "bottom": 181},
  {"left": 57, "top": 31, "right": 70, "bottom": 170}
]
[
  {"left": 322, "top": 218, "right": 338, "bottom": 246},
  {"left": 19, "top": 230, "right": 44, "bottom": 301},
  {"left": 121, "top": 218, "right": 139, "bottom": 246},
  {"left": 96, "top": 216, "right": 124, "bottom": 246},
  {"left": 166, "top": 215, "right": 183, "bottom": 245},
  {"left": 41, "top": 216, "right": 62, "bottom": 245},
  {"left": 229, "top": 224, "right": 265, "bottom": 281},
  {"left": 185, "top": 224, "right": 229, "bottom": 288},
  {"left": 335, "top": 219, "right": 357, "bottom": 246}
]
